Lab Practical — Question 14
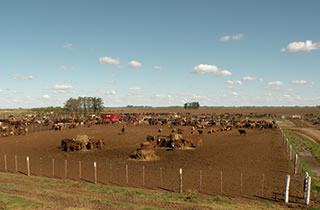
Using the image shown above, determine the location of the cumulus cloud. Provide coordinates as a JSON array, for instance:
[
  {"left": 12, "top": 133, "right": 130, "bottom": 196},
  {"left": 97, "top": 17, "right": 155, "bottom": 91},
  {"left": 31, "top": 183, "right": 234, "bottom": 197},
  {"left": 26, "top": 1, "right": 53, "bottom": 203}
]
[
  {"left": 98, "top": 56, "right": 120, "bottom": 65},
  {"left": 153, "top": 66, "right": 164, "bottom": 70},
  {"left": 220, "top": 33, "right": 244, "bottom": 42},
  {"left": 226, "top": 80, "right": 242, "bottom": 85},
  {"left": 42, "top": 94, "right": 50, "bottom": 99},
  {"left": 281, "top": 40, "right": 320, "bottom": 52},
  {"left": 53, "top": 85, "right": 72, "bottom": 90},
  {"left": 63, "top": 43, "right": 73, "bottom": 49},
  {"left": 242, "top": 76, "right": 257, "bottom": 81},
  {"left": 192, "top": 64, "right": 232, "bottom": 77},
  {"left": 128, "top": 60, "right": 142, "bottom": 68},
  {"left": 57, "top": 66, "right": 74, "bottom": 71},
  {"left": 232, "top": 91, "right": 239, "bottom": 96},
  {"left": 192, "top": 95, "right": 208, "bottom": 99},
  {"left": 264, "top": 81, "right": 285, "bottom": 90},
  {"left": 129, "top": 87, "right": 141, "bottom": 91}
]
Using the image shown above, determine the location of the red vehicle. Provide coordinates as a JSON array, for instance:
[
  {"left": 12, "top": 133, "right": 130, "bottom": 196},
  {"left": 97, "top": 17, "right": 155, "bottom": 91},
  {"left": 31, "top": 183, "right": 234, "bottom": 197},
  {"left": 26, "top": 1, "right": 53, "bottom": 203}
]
[{"left": 101, "top": 114, "right": 120, "bottom": 122}]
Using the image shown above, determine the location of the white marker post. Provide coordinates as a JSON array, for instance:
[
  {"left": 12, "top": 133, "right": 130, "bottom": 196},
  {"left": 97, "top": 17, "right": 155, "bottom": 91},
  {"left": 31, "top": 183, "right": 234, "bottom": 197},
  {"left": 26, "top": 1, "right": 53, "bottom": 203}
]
[
  {"left": 26, "top": 156, "right": 30, "bottom": 176},
  {"left": 94, "top": 162, "right": 97, "bottom": 184},
  {"left": 294, "top": 154, "right": 298, "bottom": 175},
  {"left": 305, "top": 176, "right": 311, "bottom": 205},
  {"left": 179, "top": 168, "right": 183, "bottom": 193},
  {"left": 284, "top": 175, "right": 290, "bottom": 204}
]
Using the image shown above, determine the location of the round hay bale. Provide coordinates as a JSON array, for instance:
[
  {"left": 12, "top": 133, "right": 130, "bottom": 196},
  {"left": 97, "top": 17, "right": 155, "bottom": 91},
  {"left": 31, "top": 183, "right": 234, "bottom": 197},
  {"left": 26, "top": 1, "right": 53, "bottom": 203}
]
[{"left": 130, "top": 149, "right": 160, "bottom": 161}]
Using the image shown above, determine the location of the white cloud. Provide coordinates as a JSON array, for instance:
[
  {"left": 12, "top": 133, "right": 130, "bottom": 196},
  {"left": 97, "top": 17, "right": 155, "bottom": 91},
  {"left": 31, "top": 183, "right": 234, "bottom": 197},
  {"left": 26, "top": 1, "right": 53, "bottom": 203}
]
[
  {"left": 220, "top": 33, "right": 244, "bottom": 42},
  {"left": 13, "top": 74, "right": 22, "bottom": 80},
  {"left": 192, "top": 64, "right": 232, "bottom": 77},
  {"left": 292, "top": 80, "right": 307, "bottom": 84},
  {"left": 98, "top": 56, "right": 120, "bottom": 65},
  {"left": 153, "top": 66, "right": 164, "bottom": 70},
  {"left": 216, "top": 70, "right": 232, "bottom": 77},
  {"left": 267, "top": 81, "right": 283, "bottom": 86},
  {"left": 192, "top": 64, "right": 219, "bottom": 74},
  {"left": 232, "top": 92, "right": 239, "bottom": 96},
  {"left": 264, "top": 81, "right": 286, "bottom": 91},
  {"left": 128, "top": 60, "right": 142, "bottom": 68},
  {"left": 192, "top": 95, "right": 208, "bottom": 99},
  {"left": 106, "top": 90, "right": 116, "bottom": 95},
  {"left": 63, "top": 43, "right": 73, "bottom": 49},
  {"left": 129, "top": 87, "right": 141, "bottom": 91},
  {"left": 42, "top": 94, "right": 50, "bottom": 99},
  {"left": 226, "top": 80, "right": 242, "bottom": 85},
  {"left": 25, "top": 75, "right": 33, "bottom": 80},
  {"left": 53, "top": 85, "right": 72, "bottom": 90},
  {"left": 242, "top": 76, "right": 257, "bottom": 81},
  {"left": 57, "top": 66, "right": 74, "bottom": 71},
  {"left": 281, "top": 40, "right": 320, "bottom": 52},
  {"left": 0, "top": 89, "right": 3, "bottom": 93}
]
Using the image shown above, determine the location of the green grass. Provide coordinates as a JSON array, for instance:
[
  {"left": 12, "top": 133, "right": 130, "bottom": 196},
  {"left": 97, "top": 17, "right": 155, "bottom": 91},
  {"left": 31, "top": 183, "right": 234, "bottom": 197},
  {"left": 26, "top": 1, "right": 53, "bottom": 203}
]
[
  {"left": 0, "top": 192, "right": 44, "bottom": 210},
  {"left": 282, "top": 128, "right": 320, "bottom": 194}
]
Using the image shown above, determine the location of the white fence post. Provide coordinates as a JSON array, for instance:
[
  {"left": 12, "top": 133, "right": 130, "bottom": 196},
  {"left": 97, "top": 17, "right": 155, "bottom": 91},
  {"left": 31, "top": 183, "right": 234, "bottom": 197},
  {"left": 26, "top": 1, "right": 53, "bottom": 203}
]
[
  {"left": 294, "top": 154, "right": 298, "bottom": 175},
  {"left": 179, "top": 168, "right": 183, "bottom": 193},
  {"left": 284, "top": 175, "right": 290, "bottom": 204},
  {"left": 94, "top": 162, "right": 97, "bottom": 184},
  {"left": 26, "top": 156, "right": 30, "bottom": 176},
  {"left": 304, "top": 172, "right": 309, "bottom": 199},
  {"left": 305, "top": 176, "right": 311, "bottom": 205}
]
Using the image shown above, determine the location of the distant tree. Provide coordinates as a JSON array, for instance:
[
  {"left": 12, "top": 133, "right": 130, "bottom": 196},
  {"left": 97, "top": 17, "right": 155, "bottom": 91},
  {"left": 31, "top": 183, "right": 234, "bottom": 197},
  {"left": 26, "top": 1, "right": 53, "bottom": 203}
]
[
  {"left": 64, "top": 97, "right": 104, "bottom": 116},
  {"left": 184, "top": 102, "right": 200, "bottom": 109}
]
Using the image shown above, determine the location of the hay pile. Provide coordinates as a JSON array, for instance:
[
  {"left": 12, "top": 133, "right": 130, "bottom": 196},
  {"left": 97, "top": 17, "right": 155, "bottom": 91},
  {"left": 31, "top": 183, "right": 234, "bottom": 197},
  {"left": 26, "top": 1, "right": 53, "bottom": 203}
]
[{"left": 130, "top": 142, "right": 159, "bottom": 161}]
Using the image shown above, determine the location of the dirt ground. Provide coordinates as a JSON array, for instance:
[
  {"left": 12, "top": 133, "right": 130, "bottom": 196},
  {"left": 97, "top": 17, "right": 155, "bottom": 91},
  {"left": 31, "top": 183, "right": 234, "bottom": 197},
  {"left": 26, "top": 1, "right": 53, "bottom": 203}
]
[{"left": 0, "top": 123, "right": 309, "bottom": 205}]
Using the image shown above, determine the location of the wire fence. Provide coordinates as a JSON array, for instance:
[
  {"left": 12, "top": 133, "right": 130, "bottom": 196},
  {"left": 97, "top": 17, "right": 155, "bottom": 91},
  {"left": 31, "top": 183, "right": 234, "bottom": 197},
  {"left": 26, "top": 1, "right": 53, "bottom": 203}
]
[{"left": 0, "top": 152, "right": 307, "bottom": 204}]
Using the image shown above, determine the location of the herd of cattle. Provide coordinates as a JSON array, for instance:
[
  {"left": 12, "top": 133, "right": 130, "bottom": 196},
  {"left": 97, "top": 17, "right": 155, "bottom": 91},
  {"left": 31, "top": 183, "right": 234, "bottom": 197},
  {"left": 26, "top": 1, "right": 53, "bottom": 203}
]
[
  {"left": 61, "top": 136, "right": 105, "bottom": 152},
  {"left": 0, "top": 112, "right": 277, "bottom": 139}
]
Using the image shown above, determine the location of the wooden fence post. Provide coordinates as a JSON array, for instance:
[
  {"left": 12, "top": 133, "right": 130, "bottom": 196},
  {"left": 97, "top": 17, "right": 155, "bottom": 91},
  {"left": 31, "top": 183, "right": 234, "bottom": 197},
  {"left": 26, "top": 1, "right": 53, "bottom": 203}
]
[
  {"left": 142, "top": 166, "right": 145, "bottom": 187},
  {"left": 220, "top": 171, "right": 223, "bottom": 193},
  {"left": 199, "top": 170, "right": 202, "bottom": 192},
  {"left": 284, "top": 175, "right": 290, "bottom": 203},
  {"left": 39, "top": 157, "right": 42, "bottom": 175},
  {"left": 240, "top": 173, "right": 243, "bottom": 194},
  {"left": 4, "top": 154, "right": 7, "bottom": 172},
  {"left": 15, "top": 155, "right": 18, "bottom": 172},
  {"left": 65, "top": 160, "right": 68, "bottom": 178},
  {"left": 179, "top": 168, "right": 183, "bottom": 193},
  {"left": 94, "top": 162, "right": 97, "bottom": 184},
  {"left": 79, "top": 161, "right": 82, "bottom": 179},
  {"left": 109, "top": 163, "right": 112, "bottom": 182},
  {"left": 52, "top": 159, "right": 55, "bottom": 177},
  {"left": 289, "top": 145, "right": 292, "bottom": 160},
  {"left": 26, "top": 156, "right": 30, "bottom": 176},
  {"left": 160, "top": 167, "right": 163, "bottom": 188},
  {"left": 262, "top": 174, "right": 265, "bottom": 196},
  {"left": 305, "top": 176, "right": 311, "bottom": 205},
  {"left": 125, "top": 165, "right": 128, "bottom": 185}
]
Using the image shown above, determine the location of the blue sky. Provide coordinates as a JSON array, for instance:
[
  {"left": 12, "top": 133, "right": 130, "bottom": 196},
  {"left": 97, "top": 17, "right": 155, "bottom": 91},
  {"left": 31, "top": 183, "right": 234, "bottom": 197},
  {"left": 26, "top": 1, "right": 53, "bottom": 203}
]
[{"left": 0, "top": 0, "right": 319, "bottom": 108}]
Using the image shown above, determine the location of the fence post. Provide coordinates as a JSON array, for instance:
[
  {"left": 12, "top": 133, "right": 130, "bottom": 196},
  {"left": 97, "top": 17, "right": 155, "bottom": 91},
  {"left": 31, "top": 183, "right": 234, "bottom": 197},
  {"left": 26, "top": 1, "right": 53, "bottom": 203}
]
[
  {"left": 289, "top": 145, "right": 292, "bottom": 160},
  {"left": 65, "top": 160, "right": 68, "bottom": 178},
  {"left": 262, "top": 174, "right": 265, "bottom": 196},
  {"left": 220, "top": 171, "right": 223, "bottom": 193},
  {"left": 52, "top": 159, "right": 55, "bottom": 177},
  {"left": 240, "top": 173, "right": 243, "bottom": 194},
  {"left": 160, "top": 167, "right": 163, "bottom": 188},
  {"left": 109, "top": 163, "right": 112, "bottom": 182},
  {"left": 304, "top": 172, "right": 309, "bottom": 199},
  {"left": 284, "top": 175, "right": 290, "bottom": 204},
  {"left": 4, "top": 154, "right": 7, "bottom": 172},
  {"left": 294, "top": 154, "right": 298, "bottom": 174},
  {"left": 26, "top": 156, "right": 30, "bottom": 176},
  {"left": 94, "top": 162, "right": 97, "bottom": 184},
  {"left": 142, "top": 166, "right": 145, "bottom": 187},
  {"left": 199, "top": 170, "right": 202, "bottom": 192},
  {"left": 305, "top": 176, "right": 311, "bottom": 205},
  {"left": 15, "top": 155, "right": 18, "bottom": 172},
  {"left": 179, "top": 168, "right": 183, "bottom": 193},
  {"left": 39, "top": 157, "right": 42, "bottom": 175},
  {"left": 125, "top": 164, "right": 128, "bottom": 185},
  {"left": 79, "top": 161, "right": 82, "bottom": 179}
]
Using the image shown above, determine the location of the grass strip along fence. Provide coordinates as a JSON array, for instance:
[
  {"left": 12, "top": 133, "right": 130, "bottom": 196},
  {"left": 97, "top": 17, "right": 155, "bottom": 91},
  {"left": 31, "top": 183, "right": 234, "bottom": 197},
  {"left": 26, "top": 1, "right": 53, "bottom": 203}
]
[{"left": 280, "top": 126, "right": 320, "bottom": 203}]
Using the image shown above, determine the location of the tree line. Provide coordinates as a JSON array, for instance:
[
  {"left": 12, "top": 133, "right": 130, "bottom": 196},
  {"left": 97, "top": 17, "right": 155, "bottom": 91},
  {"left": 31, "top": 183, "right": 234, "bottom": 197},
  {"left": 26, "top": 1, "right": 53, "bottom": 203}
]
[{"left": 64, "top": 97, "right": 104, "bottom": 116}]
